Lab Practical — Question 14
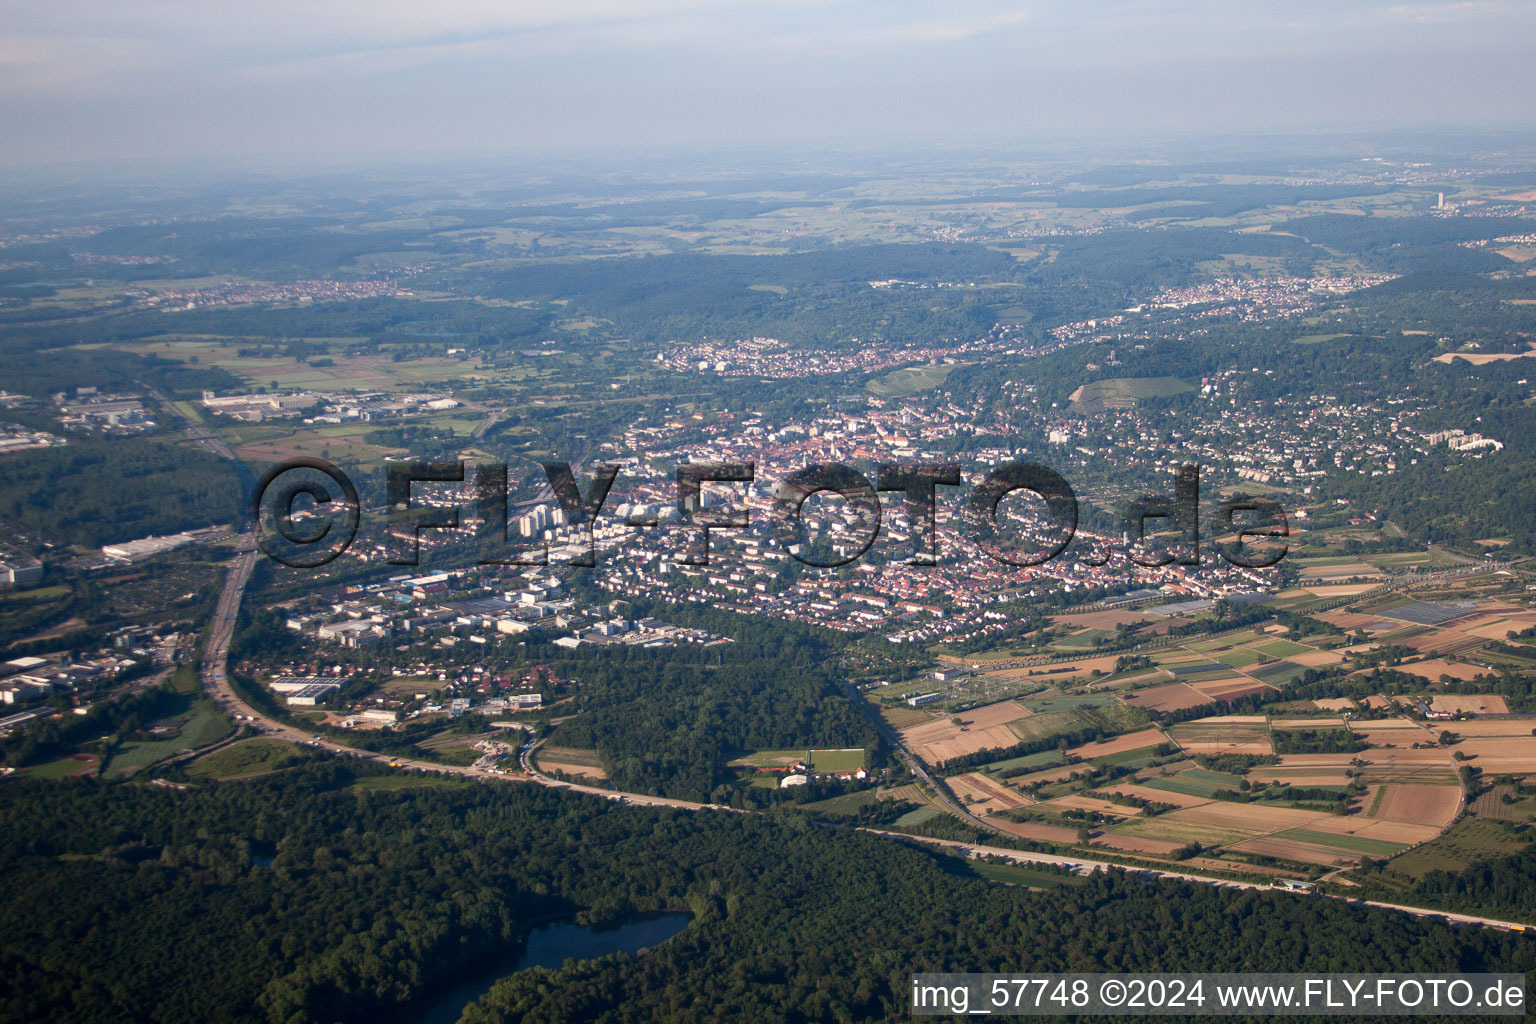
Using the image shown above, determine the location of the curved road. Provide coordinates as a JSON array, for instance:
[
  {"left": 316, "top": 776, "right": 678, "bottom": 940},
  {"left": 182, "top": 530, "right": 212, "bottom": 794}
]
[
  {"left": 196, "top": 534, "right": 1531, "bottom": 935},
  {"left": 199, "top": 532, "right": 717, "bottom": 812}
]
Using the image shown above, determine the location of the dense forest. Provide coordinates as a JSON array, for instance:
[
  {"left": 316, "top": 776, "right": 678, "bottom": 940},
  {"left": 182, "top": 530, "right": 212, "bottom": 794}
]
[
  {"left": 0, "top": 766, "right": 1529, "bottom": 1024},
  {"left": 0, "top": 342, "right": 239, "bottom": 400},
  {"left": 468, "top": 243, "right": 1011, "bottom": 346},
  {"left": 1405, "top": 845, "right": 1536, "bottom": 918},
  {"left": 552, "top": 655, "right": 875, "bottom": 801},
  {"left": 0, "top": 436, "right": 243, "bottom": 546}
]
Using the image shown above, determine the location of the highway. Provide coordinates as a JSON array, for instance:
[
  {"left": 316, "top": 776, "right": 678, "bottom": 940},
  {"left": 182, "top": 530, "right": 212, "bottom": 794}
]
[
  {"left": 197, "top": 527, "right": 729, "bottom": 813},
  {"left": 842, "top": 680, "right": 1003, "bottom": 836},
  {"left": 863, "top": 830, "right": 1535, "bottom": 934},
  {"left": 191, "top": 544, "right": 1534, "bottom": 934},
  {"left": 143, "top": 385, "right": 244, "bottom": 464},
  {"left": 198, "top": 529, "right": 528, "bottom": 778},
  {"left": 518, "top": 735, "right": 741, "bottom": 812}
]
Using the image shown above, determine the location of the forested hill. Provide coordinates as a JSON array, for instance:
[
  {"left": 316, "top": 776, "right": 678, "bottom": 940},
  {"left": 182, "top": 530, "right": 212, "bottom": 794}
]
[
  {"left": 552, "top": 654, "right": 876, "bottom": 801},
  {"left": 0, "top": 766, "right": 1529, "bottom": 1024}
]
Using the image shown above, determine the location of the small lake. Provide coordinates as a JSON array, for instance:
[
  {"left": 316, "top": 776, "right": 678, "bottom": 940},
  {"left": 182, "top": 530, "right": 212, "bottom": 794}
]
[{"left": 414, "top": 911, "right": 691, "bottom": 1024}]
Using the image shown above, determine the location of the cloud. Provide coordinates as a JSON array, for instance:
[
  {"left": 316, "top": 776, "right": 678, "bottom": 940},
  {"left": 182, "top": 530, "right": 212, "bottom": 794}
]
[
  {"left": 846, "top": 8, "right": 1034, "bottom": 46},
  {"left": 1386, "top": 0, "right": 1515, "bottom": 22}
]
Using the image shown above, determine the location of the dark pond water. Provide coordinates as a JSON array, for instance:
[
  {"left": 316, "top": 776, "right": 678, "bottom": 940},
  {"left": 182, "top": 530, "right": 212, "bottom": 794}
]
[{"left": 414, "top": 912, "right": 691, "bottom": 1024}]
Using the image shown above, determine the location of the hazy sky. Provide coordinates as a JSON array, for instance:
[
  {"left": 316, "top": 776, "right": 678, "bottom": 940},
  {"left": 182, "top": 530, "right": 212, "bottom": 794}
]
[{"left": 2, "top": 0, "right": 1533, "bottom": 168}]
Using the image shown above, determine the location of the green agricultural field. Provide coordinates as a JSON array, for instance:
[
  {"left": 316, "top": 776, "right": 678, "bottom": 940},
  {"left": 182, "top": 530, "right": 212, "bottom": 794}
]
[
  {"left": 1253, "top": 639, "right": 1313, "bottom": 658},
  {"left": 533, "top": 746, "right": 603, "bottom": 769},
  {"left": 1183, "top": 768, "right": 1249, "bottom": 787},
  {"left": 167, "top": 665, "right": 201, "bottom": 696},
  {"left": 1070, "top": 376, "right": 1193, "bottom": 411},
  {"left": 1364, "top": 552, "right": 1434, "bottom": 568},
  {"left": 115, "top": 339, "right": 499, "bottom": 394},
  {"left": 1214, "top": 648, "right": 1264, "bottom": 668},
  {"left": 1007, "top": 710, "right": 1092, "bottom": 744},
  {"left": 186, "top": 738, "right": 307, "bottom": 780},
  {"left": 1292, "top": 555, "right": 1368, "bottom": 567},
  {"left": 1188, "top": 632, "right": 1264, "bottom": 651},
  {"left": 1088, "top": 748, "right": 1162, "bottom": 769},
  {"left": 1196, "top": 253, "right": 1292, "bottom": 277},
  {"left": 1355, "top": 765, "right": 1461, "bottom": 785},
  {"left": 867, "top": 364, "right": 956, "bottom": 398},
  {"left": 1103, "top": 669, "right": 1166, "bottom": 689},
  {"left": 1483, "top": 647, "right": 1536, "bottom": 670},
  {"left": 1021, "top": 693, "right": 1115, "bottom": 714},
  {"left": 1249, "top": 661, "right": 1308, "bottom": 685},
  {"left": 100, "top": 700, "right": 233, "bottom": 780},
  {"left": 1050, "top": 628, "right": 1115, "bottom": 651},
  {"left": 798, "top": 790, "right": 878, "bottom": 817},
  {"left": 1378, "top": 819, "right": 1530, "bottom": 881},
  {"left": 733, "top": 750, "right": 796, "bottom": 769},
  {"left": 18, "top": 756, "right": 95, "bottom": 780},
  {"left": 733, "top": 748, "right": 867, "bottom": 772},
  {"left": 1261, "top": 768, "right": 1353, "bottom": 783},
  {"left": 419, "top": 412, "right": 488, "bottom": 436},
  {"left": 982, "top": 750, "right": 1068, "bottom": 775},
  {"left": 892, "top": 805, "right": 942, "bottom": 827},
  {"left": 0, "top": 584, "right": 74, "bottom": 639},
  {"left": 1270, "top": 592, "right": 1328, "bottom": 611},
  {"left": 809, "top": 749, "right": 868, "bottom": 772},
  {"left": 230, "top": 425, "right": 406, "bottom": 470},
  {"left": 1083, "top": 702, "right": 1150, "bottom": 734},
  {"left": 1276, "top": 828, "right": 1406, "bottom": 858},
  {"left": 933, "top": 645, "right": 1031, "bottom": 663},
  {"left": 413, "top": 741, "right": 481, "bottom": 767},
  {"left": 1165, "top": 664, "right": 1237, "bottom": 683},
  {"left": 966, "top": 861, "right": 1086, "bottom": 890},
  {"left": 1140, "top": 769, "right": 1244, "bottom": 799},
  {"left": 1155, "top": 650, "right": 1220, "bottom": 666},
  {"left": 0, "top": 584, "right": 70, "bottom": 603},
  {"left": 1108, "top": 817, "right": 1253, "bottom": 847},
  {"left": 1166, "top": 730, "right": 1272, "bottom": 758}
]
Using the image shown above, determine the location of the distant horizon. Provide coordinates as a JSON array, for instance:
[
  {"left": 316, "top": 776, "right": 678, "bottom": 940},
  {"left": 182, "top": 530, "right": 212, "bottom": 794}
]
[
  {"left": 3, "top": 1, "right": 1533, "bottom": 170},
  {"left": 6, "top": 126, "right": 1536, "bottom": 190}
]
